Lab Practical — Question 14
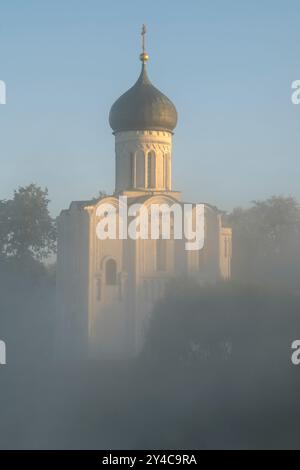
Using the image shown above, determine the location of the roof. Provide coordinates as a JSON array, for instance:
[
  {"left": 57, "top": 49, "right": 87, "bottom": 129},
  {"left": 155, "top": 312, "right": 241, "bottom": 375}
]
[{"left": 109, "top": 63, "right": 178, "bottom": 133}]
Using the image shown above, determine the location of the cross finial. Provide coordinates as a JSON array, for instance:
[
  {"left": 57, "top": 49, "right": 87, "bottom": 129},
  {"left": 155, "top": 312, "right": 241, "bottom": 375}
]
[
  {"left": 141, "top": 24, "right": 147, "bottom": 53},
  {"left": 140, "top": 24, "right": 149, "bottom": 63}
]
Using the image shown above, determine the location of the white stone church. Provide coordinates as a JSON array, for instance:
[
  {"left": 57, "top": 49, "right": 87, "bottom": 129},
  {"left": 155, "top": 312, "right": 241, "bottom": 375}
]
[{"left": 57, "top": 35, "right": 232, "bottom": 359}]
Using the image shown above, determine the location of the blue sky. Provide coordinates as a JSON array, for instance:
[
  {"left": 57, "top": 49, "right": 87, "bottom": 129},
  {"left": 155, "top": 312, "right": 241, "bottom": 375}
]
[{"left": 0, "top": 0, "right": 299, "bottom": 215}]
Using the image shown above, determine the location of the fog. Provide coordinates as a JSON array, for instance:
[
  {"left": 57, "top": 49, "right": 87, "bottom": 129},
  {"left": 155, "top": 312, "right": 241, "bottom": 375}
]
[
  {"left": 1, "top": 195, "right": 300, "bottom": 449},
  {"left": 1, "top": 280, "right": 300, "bottom": 449}
]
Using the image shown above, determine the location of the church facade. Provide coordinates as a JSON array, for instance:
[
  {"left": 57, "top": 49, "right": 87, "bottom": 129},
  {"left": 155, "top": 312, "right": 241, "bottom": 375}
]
[{"left": 57, "top": 37, "right": 232, "bottom": 359}]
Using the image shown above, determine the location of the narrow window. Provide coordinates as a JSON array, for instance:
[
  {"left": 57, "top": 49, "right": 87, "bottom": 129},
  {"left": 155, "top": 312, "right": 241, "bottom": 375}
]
[
  {"left": 147, "top": 152, "right": 152, "bottom": 188},
  {"left": 165, "top": 153, "right": 170, "bottom": 190},
  {"left": 106, "top": 259, "right": 117, "bottom": 285},
  {"left": 136, "top": 150, "right": 145, "bottom": 187},
  {"left": 130, "top": 152, "right": 135, "bottom": 188},
  {"left": 147, "top": 151, "right": 155, "bottom": 188}
]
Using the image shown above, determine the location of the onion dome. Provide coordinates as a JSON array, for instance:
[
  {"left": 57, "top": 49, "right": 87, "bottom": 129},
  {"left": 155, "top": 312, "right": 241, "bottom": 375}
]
[{"left": 109, "top": 26, "right": 177, "bottom": 133}]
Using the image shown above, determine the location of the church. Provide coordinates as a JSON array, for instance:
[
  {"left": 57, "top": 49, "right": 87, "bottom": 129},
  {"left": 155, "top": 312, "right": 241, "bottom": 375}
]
[{"left": 57, "top": 29, "right": 232, "bottom": 359}]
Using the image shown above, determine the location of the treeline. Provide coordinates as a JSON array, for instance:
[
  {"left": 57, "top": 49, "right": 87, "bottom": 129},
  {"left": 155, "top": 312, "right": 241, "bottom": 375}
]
[
  {"left": 229, "top": 196, "right": 300, "bottom": 289},
  {"left": 2, "top": 185, "right": 300, "bottom": 285}
]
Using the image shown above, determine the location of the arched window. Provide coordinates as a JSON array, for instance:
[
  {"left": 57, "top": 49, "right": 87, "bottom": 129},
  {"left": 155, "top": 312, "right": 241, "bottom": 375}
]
[
  {"left": 105, "top": 259, "right": 117, "bottom": 285},
  {"left": 165, "top": 153, "right": 170, "bottom": 190},
  {"left": 147, "top": 151, "right": 156, "bottom": 188},
  {"left": 130, "top": 152, "right": 136, "bottom": 188},
  {"left": 136, "top": 150, "right": 145, "bottom": 187}
]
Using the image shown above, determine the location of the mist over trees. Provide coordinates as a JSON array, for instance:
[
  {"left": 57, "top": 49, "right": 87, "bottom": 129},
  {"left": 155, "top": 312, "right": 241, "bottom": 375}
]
[
  {"left": 135, "top": 280, "right": 300, "bottom": 449},
  {"left": 142, "top": 279, "right": 300, "bottom": 365},
  {"left": 0, "top": 187, "right": 300, "bottom": 449},
  {"left": 229, "top": 196, "right": 300, "bottom": 288},
  {"left": 0, "top": 184, "right": 56, "bottom": 366}
]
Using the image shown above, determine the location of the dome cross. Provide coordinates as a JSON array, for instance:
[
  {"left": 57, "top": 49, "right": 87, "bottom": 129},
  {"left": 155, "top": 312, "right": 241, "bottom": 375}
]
[{"left": 140, "top": 24, "right": 149, "bottom": 63}]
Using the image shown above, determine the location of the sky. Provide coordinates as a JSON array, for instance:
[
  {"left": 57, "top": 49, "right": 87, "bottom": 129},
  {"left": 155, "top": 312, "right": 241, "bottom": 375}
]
[{"left": 0, "top": 0, "right": 299, "bottom": 215}]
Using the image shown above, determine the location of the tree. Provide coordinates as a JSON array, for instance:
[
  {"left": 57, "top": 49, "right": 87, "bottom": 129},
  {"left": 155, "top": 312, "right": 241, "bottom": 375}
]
[
  {"left": 91, "top": 189, "right": 107, "bottom": 203},
  {"left": 142, "top": 278, "right": 300, "bottom": 367},
  {"left": 228, "top": 196, "right": 300, "bottom": 287},
  {"left": 0, "top": 184, "right": 56, "bottom": 262}
]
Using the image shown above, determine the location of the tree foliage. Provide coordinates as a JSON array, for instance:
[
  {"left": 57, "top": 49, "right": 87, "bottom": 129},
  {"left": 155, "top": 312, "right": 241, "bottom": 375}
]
[
  {"left": 0, "top": 184, "right": 56, "bottom": 262},
  {"left": 142, "top": 278, "right": 300, "bottom": 366},
  {"left": 228, "top": 196, "right": 300, "bottom": 286}
]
